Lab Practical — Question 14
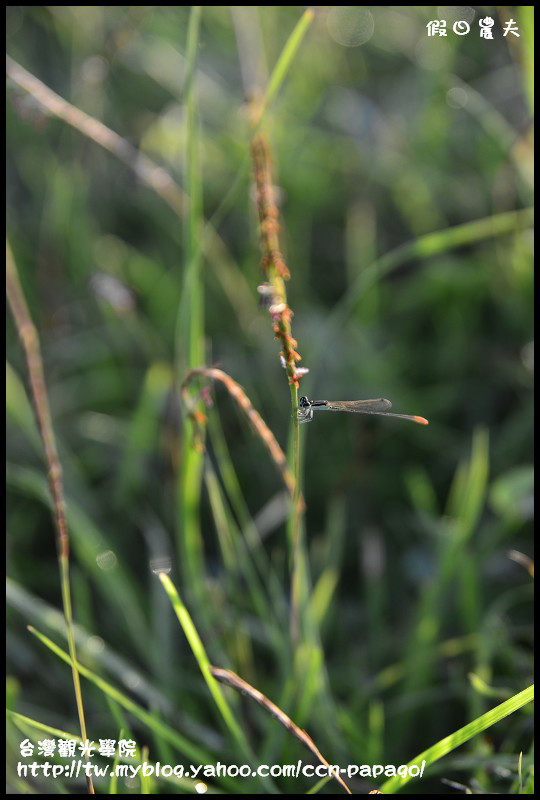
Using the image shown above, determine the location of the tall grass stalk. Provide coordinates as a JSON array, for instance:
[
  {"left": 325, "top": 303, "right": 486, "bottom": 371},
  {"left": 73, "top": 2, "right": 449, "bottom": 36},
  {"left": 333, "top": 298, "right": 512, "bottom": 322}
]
[
  {"left": 248, "top": 124, "right": 337, "bottom": 738},
  {"left": 249, "top": 124, "right": 315, "bottom": 658},
  {"left": 176, "top": 6, "right": 207, "bottom": 608},
  {"left": 6, "top": 241, "right": 95, "bottom": 794}
]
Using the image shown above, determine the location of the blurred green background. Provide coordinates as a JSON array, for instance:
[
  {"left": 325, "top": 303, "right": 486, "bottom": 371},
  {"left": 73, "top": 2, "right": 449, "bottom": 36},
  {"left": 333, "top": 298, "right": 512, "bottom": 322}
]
[{"left": 7, "top": 6, "right": 533, "bottom": 795}]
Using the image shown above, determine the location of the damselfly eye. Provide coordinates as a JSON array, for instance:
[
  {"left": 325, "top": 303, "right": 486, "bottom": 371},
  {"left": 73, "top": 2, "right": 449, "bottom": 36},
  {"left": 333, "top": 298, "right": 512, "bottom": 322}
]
[{"left": 299, "top": 396, "right": 309, "bottom": 408}]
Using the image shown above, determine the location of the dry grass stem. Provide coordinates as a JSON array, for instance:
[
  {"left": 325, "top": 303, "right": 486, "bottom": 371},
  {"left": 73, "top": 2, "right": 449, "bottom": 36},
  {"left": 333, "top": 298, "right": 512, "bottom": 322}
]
[
  {"left": 182, "top": 366, "right": 303, "bottom": 505},
  {"left": 6, "top": 241, "right": 95, "bottom": 794},
  {"left": 211, "top": 666, "right": 352, "bottom": 794},
  {"left": 6, "top": 55, "right": 185, "bottom": 217}
]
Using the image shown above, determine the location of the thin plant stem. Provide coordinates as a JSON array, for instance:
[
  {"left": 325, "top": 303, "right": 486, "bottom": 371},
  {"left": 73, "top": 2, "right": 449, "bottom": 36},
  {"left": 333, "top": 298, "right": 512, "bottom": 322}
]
[
  {"left": 6, "top": 241, "right": 95, "bottom": 794},
  {"left": 244, "top": 11, "right": 319, "bottom": 648},
  {"left": 6, "top": 54, "right": 256, "bottom": 333},
  {"left": 248, "top": 125, "right": 310, "bottom": 647},
  {"left": 211, "top": 666, "right": 352, "bottom": 795},
  {"left": 288, "top": 380, "right": 303, "bottom": 643},
  {"left": 181, "top": 366, "right": 302, "bottom": 502},
  {"left": 250, "top": 8, "right": 316, "bottom": 128},
  {"left": 6, "top": 55, "right": 186, "bottom": 217},
  {"left": 242, "top": 6, "right": 321, "bottom": 664},
  {"left": 176, "top": 6, "right": 206, "bottom": 606}
]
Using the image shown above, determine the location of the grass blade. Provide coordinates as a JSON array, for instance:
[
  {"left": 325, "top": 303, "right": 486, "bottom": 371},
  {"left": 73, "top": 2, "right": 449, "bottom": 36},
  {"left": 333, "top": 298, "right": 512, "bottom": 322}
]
[{"left": 380, "top": 684, "right": 534, "bottom": 793}]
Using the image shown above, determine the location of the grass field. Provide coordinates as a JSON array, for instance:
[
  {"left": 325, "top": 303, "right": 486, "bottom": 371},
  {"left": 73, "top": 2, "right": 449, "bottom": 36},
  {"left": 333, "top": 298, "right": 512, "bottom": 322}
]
[{"left": 7, "top": 7, "right": 534, "bottom": 794}]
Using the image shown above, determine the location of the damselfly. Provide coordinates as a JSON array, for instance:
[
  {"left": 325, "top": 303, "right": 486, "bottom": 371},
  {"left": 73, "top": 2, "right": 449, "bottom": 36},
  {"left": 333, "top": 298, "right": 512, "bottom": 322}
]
[{"left": 298, "top": 396, "right": 428, "bottom": 425}]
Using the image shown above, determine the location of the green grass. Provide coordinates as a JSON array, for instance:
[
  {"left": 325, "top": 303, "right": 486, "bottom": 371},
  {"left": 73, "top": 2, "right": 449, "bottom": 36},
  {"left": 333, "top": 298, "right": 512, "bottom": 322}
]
[{"left": 7, "top": 6, "right": 533, "bottom": 795}]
